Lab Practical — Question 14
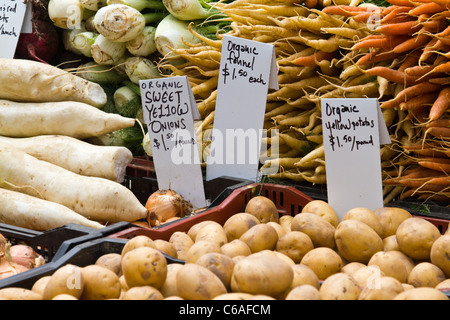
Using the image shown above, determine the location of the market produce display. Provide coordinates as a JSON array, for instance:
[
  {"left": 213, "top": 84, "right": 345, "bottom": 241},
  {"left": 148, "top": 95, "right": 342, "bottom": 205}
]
[{"left": 1, "top": 198, "right": 449, "bottom": 300}]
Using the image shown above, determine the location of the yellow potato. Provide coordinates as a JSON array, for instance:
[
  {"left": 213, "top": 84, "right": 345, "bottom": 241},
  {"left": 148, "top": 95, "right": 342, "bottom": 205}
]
[
  {"left": 335, "top": 219, "right": 383, "bottom": 264},
  {"left": 239, "top": 223, "right": 279, "bottom": 253},
  {"left": 220, "top": 239, "right": 252, "bottom": 258},
  {"left": 352, "top": 265, "right": 385, "bottom": 288},
  {"left": 383, "top": 235, "right": 400, "bottom": 251},
  {"left": 230, "top": 251, "right": 293, "bottom": 298},
  {"left": 368, "top": 250, "right": 415, "bottom": 283},
  {"left": 176, "top": 263, "right": 227, "bottom": 300},
  {"left": 435, "top": 279, "right": 450, "bottom": 290},
  {"left": 342, "top": 207, "right": 383, "bottom": 238},
  {"left": 121, "top": 235, "right": 156, "bottom": 258},
  {"left": 278, "top": 215, "right": 293, "bottom": 233},
  {"left": 121, "top": 286, "right": 164, "bottom": 300},
  {"left": 285, "top": 284, "right": 322, "bottom": 300},
  {"left": 187, "top": 220, "right": 216, "bottom": 241},
  {"left": 95, "top": 253, "right": 122, "bottom": 276},
  {"left": 52, "top": 294, "right": 78, "bottom": 300},
  {"left": 223, "top": 213, "right": 260, "bottom": 242},
  {"left": 0, "top": 287, "right": 42, "bottom": 300},
  {"left": 42, "top": 264, "right": 84, "bottom": 300},
  {"left": 159, "top": 263, "right": 183, "bottom": 298},
  {"left": 301, "top": 199, "right": 339, "bottom": 227},
  {"left": 169, "top": 231, "right": 194, "bottom": 261},
  {"left": 319, "top": 273, "right": 361, "bottom": 300},
  {"left": 195, "top": 252, "right": 235, "bottom": 290},
  {"left": 291, "top": 213, "right": 336, "bottom": 249},
  {"left": 195, "top": 221, "right": 228, "bottom": 246},
  {"left": 267, "top": 221, "right": 286, "bottom": 238},
  {"left": 396, "top": 218, "right": 441, "bottom": 260},
  {"left": 80, "top": 265, "right": 121, "bottom": 300},
  {"left": 359, "top": 276, "right": 405, "bottom": 300},
  {"left": 185, "top": 240, "right": 222, "bottom": 263},
  {"left": 300, "top": 247, "right": 343, "bottom": 280},
  {"left": 372, "top": 207, "right": 411, "bottom": 237},
  {"left": 31, "top": 276, "right": 51, "bottom": 297},
  {"left": 244, "top": 196, "right": 279, "bottom": 223},
  {"left": 393, "top": 287, "right": 449, "bottom": 300},
  {"left": 341, "top": 262, "right": 366, "bottom": 277},
  {"left": 121, "top": 246, "right": 167, "bottom": 289},
  {"left": 430, "top": 234, "right": 450, "bottom": 278},
  {"left": 153, "top": 239, "right": 178, "bottom": 258},
  {"left": 290, "top": 264, "right": 321, "bottom": 290},
  {"left": 408, "top": 262, "right": 446, "bottom": 288},
  {"left": 276, "top": 231, "right": 314, "bottom": 263},
  {"left": 213, "top": 292, "right": 254, "bottom": 300}
]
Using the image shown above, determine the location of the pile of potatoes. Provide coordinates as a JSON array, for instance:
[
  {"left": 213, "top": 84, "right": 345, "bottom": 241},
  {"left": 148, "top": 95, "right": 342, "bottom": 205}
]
[{"left": 0, "top": 197, "right": 449, "bottom": 300}]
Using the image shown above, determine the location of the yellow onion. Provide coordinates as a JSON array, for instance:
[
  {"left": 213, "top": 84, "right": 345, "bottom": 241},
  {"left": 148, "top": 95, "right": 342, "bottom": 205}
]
[{"left": 145, "top": 189, "right": 193, "bottom": 226}]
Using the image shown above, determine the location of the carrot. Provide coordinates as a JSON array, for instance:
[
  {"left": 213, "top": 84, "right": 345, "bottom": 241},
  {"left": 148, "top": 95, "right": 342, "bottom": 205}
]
[
  {"left": 392, "top": 33, "right": 431, "bottom": 53},
  {"left": 351, "top": 35, "right": 411, "bottom": 50},
  {"left": 398, "top": 51, "right": 422, "bottom": 71},
  {"left": 386, "top": 0, "right": 422, "bottom": 6},
  {"left": 425, "top": 126, "right": 450, "bottom": 138},
  {"left": 292, "top": 51, "right": 336, "bottom": 67},
  {"left": 376, "top": 20, "right": 421, "bottom": 35},
  {"left": 356, "top": 50, "right": 403, "bottom": 65},
  {"left": 380, "top": 6, "right": 413, "bottom": 23},
  {"left": 322, "top": 5, "right": 368, "bottom": 17},
  {"left": 427, "top": 60, "right": 450, "bottom": 74},
  {"left": 425, "top": 118, "right": 450, "bottom": 127},
  {"left": 0, "top": 144, "right": 148, "bottom": 223},
  {"left": 418, "top": 160, "right": 450, "bottom": 172},
  {"left": 380, "top": 81, "right": 442, "bottom": 108},
  {"left": 0, "top": 58, "right": 107, "bottom": 108},
  {"left": 408, "top": 2, "right": 446, "bottom": 15},
  {"left": 364, "top": 66, "right": 422, "bottom": 85},
  {"left": 0, "top": 188, "right": 104, "bottom": 231},
  {"left": 429, "top": 86, "right": 450, "bottom": 120},
  {"left": 405, "top": 64, "right": 436, "bottom": 77},
  {"left": 0, "top": 135, "right": 133, "bottom": 183},
  {"left": 429, "top": 0, "right": 450, "bottom": 8},
  {"left": 399, "top": 91, "right": 439, "bottom": 109}
]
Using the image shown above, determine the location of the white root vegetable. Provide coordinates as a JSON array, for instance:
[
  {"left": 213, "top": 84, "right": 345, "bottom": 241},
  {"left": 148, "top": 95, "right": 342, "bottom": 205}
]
[
  {"left": 0, "top": 100, "right": 135, "bottom": 139},
  {"left": 0, "top": 144, "right": 148, "bottom": 223},
  {"left": 0, "top": 135, "right": 133, "bottom": 182},
  {"left": 0, "top": 188, "right": 104, "bottom": 231},
  {"left": 0, "top": 58, "right": 107, "bottom": 108}
]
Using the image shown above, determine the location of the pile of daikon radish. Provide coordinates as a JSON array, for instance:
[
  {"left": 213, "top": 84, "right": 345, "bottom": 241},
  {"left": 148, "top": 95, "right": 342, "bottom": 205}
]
[{"left": 0, "top": 58, "right": 148, "bottom": 231}]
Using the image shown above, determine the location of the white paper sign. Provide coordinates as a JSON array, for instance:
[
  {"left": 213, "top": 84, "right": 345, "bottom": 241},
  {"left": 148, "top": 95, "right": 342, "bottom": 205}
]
[
  {"left": 321, "top": 98, "right": 389, "bottom": 220},
  {"left": 206, "top": 35, "right": 278, "bottom": 182},
  {"left": 140, "top": 76, "right": 207, "bottom": 209},
  {"left": 0, "top": 0, "right": 27, "bottom": 58}
]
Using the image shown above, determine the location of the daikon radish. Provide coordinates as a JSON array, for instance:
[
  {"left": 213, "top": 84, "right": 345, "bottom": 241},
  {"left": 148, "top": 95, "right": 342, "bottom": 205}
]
[
  {"left": 0, "top": 144, "right": 148, "bottom": 223},
  {"left": 0, "top": 135, "right": 132, "bottom": 182},
  {"left": 0, "top": 58, "right": 107, "bottom": 108},
  {"left": 0, "top": 188, "right": 104, "bottom": 231},
  {"left": 0, "top": 100, "right": 135, "bottom": 139}
]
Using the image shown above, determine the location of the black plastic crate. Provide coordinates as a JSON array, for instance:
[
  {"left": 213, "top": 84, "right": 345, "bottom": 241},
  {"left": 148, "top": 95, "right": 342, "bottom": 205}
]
[
  {"left": 123, "top": 175, "right": 251, "bottom": 208},
  {"left": 0, "top": 237, "right": 183, "bottom": 290}
]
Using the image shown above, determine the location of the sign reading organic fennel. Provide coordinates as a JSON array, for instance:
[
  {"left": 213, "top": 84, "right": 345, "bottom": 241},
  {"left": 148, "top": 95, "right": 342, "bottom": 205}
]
[
  {"left": 321, "top": 98, "right": 390, "bottom": 220},
  {"left": 140, "top": 76, "right": 206, "bottom": 208},
  {"left": 0, "top": 0, "right": 27, "bottom": 58},
  {"left": 206, "top": 35, "right": 279, "bottom": 182}
]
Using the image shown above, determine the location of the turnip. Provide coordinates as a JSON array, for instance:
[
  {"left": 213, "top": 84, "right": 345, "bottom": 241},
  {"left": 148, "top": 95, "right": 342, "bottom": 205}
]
[
  {"left": 0, "top": 144, "right": 147, "bottom": 223},
  {"left": 0, "top": 58, "right": 107, "bottom": 108},
  {"left": 0, "top": 135, "right": 133, "bottom": 182},
  {"left": 0, "top": 100, "right": 135, "bottom": 139}
]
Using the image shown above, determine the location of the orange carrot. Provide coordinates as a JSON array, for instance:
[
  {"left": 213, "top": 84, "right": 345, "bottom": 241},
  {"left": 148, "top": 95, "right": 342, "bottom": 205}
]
[
  {"left": 404, "top": 64, "right": 435, "bottom": 76},
  {"left": 291, "top": 51, "right": 336, "bottom": 67},
  {"left": 380, "top": 81, "right": 442, "bottom": 108},
  {"left": 399, "top": 91, "right": 439, "bottom": 109},
  {"left": 322, "top": 5, "right": 368, "bottom": 17},
  {"left": 408, "top": 2, "right": 446, "bottom": 15},
  {"left": 398, "top": 51, "right": 422, "bottom": 71},
  {"left": 425, "top": 126, "right": 450, "bottom": 138},
  {"left": 429, "top": 86, "right": 450, "bottom": 120},
  {"left": 393, "top": 33, "right": 431, "bottom": 53},
  {"left": 425, "top": 118, "right": 450, "bottom": 127},
  {"left": 351, "top": 35, "right": 411, "bottom": 50},
  {"left": 386, "top": 0, "right": 424, "bottom": 6},
  {"left": 376, "top": 20, "right": 421, "bottom": 35},
  {"left": 380, "top": 6, "right": 413, "bottom": 23},
  {"left": 365, "top": 66, "right": 423, "bottom": 85},
  {"left": 428, "top": 60, "right": 450, "bottom": 74},
  {"left": 429, "top": 77, "right": 450, "bottom": 85},
  {"left": 356, "top": 50, "right": 403, "bottom": 65},
  {"left": 418, "top": 160, "right": 450, "bottom": 173},
  {"left": 429, "top": 0, "right": 450, "bottom": 9}
]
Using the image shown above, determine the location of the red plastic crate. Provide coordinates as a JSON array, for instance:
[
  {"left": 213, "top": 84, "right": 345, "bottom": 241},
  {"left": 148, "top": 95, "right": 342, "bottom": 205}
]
[
  {"left": 412, "top": 215, "right": 449, "bottom": 235},
  {"left": 107, "top": 183, "right": 314, "bottom": 241}
]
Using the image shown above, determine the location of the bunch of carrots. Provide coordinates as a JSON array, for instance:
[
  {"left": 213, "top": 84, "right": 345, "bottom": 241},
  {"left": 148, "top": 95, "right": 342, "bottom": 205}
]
[{"left": 158, "top": 0, "right": 449, "bottom": 204}]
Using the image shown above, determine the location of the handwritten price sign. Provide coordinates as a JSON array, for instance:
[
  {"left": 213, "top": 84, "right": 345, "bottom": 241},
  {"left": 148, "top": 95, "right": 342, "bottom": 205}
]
[
  {"left": 321, "top": 98, "right": 390, "bottom": 220},
  {"left": 0, "top": 0, "right": 27, "bottom": 58}
]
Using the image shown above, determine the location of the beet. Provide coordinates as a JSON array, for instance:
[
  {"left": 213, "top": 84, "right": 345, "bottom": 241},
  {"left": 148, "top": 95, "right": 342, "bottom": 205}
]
[{"left": 14, "top": 0, "right": 60, "bottom": 64}]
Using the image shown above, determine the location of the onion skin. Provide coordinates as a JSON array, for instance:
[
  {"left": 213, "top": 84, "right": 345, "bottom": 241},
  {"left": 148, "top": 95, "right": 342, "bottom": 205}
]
[
  {"left": 145, "top": 189, "right": 193, "bottom": 226},
  {"left": 9, "top": 245, "right": 45, "bottom": 269}
]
